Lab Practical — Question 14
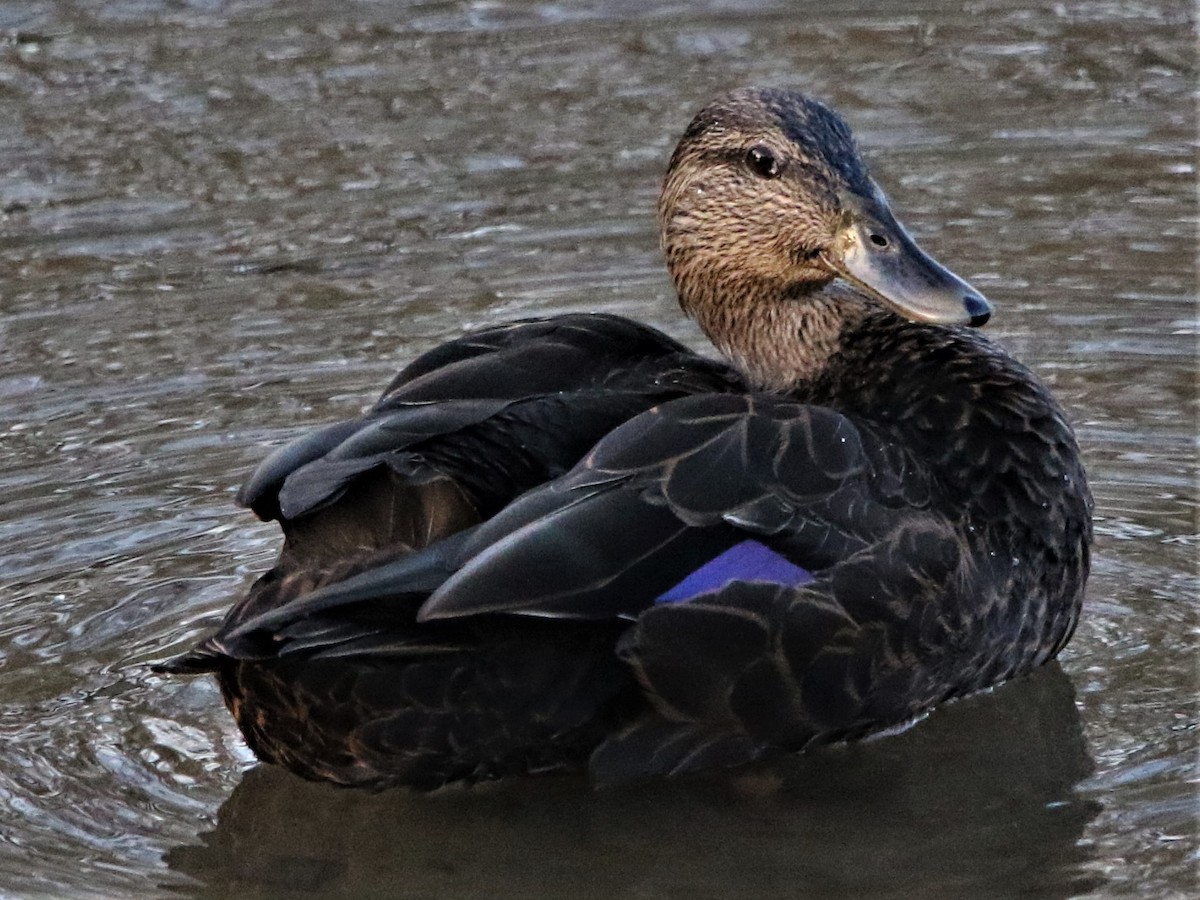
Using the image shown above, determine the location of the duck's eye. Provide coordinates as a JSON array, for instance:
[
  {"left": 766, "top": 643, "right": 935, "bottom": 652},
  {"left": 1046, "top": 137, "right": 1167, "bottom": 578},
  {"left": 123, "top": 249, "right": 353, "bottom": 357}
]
[
  {"left": 745, "top": 145, "right": 781, "bottom": 179},
  {"left": 869, "top": 233, "right": 890, "bottom": 248}
]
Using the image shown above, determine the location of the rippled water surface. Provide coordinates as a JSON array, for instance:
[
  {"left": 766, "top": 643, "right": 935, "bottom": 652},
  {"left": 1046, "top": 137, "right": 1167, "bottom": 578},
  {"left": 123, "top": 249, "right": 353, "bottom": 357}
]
[{"left": 0, "top": 1, "right": 1195, "bottom": 897}]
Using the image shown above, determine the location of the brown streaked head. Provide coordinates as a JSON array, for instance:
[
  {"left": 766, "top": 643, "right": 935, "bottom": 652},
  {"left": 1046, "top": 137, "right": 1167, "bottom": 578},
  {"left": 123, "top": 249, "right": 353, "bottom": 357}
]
[{"left": 659, "top": 88, "right": 991, "bottom": 329}]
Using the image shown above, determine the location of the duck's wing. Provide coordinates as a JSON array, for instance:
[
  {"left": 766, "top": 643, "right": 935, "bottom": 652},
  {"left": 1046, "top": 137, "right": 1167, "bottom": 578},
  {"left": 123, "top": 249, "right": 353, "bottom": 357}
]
[
  {"left": 169, "top": 315, "right": 739, "bottom": 668},
  {"left": 235, "top": 313, "right": 738, "bottom": 558},
  {"left": 224, "top": 391, "right": 933, "bottom": 642},
  {"left": 416, "top": 391, "right": 934, "bottom": 620}
]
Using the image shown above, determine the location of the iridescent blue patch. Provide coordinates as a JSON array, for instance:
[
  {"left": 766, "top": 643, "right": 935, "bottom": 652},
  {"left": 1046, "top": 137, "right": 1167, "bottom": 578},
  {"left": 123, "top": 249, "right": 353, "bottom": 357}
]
[{"left": 654, "top": 539, "right": 814, "bottom": 604}]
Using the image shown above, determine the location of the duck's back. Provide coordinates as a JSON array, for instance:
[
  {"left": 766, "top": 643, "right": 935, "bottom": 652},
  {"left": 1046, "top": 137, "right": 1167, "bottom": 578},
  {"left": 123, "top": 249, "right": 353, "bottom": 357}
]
[
  {"left": 240, "top": 313, "right": 739, "bottom": 526},
  {"left": 227, "top": 313, "right": 739, "bottom": 607}
]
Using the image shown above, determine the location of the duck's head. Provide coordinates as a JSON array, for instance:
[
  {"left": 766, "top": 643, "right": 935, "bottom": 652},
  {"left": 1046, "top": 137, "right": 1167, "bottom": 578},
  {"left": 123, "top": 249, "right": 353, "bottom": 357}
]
[{"left": 659, "top": 88, "right": 991, "bottom": 373}]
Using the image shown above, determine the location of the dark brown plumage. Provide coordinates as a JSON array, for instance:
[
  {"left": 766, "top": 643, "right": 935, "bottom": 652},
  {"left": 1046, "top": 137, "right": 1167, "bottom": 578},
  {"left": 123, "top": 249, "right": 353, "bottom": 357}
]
[{"left": 161, "top": 88, "right": 1092, "bottom": 789}]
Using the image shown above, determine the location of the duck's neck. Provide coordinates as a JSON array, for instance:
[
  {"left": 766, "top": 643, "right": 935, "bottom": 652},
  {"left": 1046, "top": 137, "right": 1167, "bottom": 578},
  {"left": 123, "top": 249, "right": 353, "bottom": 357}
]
[{"left": 676, "top": 270, "right": 871, "bottom": 392}]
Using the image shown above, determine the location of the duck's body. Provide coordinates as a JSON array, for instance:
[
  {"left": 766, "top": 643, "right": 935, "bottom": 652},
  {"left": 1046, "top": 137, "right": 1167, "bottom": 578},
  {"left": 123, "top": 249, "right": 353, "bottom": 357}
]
[{"left": 166, "top": 89, "right": 1091, "bottom": 789}]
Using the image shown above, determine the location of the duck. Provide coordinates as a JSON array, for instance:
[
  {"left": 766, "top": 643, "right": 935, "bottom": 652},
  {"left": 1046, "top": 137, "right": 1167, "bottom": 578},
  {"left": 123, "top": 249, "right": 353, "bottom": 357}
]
[{"left": 162, "top": 88, "right": 1093, "bottom": 789}]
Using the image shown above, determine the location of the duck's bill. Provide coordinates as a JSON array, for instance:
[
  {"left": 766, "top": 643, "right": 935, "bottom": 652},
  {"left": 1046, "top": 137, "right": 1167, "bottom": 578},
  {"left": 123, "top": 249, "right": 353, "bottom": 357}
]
[{"left": 821, "top": 182, "right": 992, "bottom": 327}]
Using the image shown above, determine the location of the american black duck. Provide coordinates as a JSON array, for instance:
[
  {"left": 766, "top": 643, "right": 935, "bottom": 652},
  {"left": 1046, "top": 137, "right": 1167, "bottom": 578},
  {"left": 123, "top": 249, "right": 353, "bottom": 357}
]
[{"left": 162, "top": 88, "right": 1092, "bottom": 789}]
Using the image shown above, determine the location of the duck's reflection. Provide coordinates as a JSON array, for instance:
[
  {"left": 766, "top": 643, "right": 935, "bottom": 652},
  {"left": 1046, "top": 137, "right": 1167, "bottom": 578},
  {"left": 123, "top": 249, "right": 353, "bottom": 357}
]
[{"left": 167, "top": 663, "right": 1100, "bottom": 899}]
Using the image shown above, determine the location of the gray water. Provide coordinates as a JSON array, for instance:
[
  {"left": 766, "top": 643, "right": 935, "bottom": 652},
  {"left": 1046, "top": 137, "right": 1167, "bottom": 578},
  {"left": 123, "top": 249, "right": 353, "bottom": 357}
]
[{"left": 0, "top": 1, "right": 1195, "bottom": 897}]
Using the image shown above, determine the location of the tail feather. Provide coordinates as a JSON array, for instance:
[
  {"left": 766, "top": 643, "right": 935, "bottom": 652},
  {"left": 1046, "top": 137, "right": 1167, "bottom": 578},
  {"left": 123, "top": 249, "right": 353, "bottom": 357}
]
[{"left": 151, "top": 640, "right": 227, "bottom": 674}]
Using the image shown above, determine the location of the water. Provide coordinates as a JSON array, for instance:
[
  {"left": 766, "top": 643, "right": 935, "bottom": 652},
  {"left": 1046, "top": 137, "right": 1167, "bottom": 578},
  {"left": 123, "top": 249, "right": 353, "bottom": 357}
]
[{"left": 0, "top": 1, "right": 1195, "bottom": 897}]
